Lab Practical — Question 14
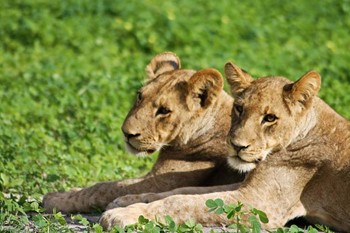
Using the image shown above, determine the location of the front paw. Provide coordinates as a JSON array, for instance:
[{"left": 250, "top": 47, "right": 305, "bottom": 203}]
[
  {"left": 107, "top": 193, "right": 159, "bottom": 209},
  {"left": 42, "top": 188, "right": 81, "bottom": 213},
  {"left": 99, "top": 204, "right": 147, "bottom": 230}
]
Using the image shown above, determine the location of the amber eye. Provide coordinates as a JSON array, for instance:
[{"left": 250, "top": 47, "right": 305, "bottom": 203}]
[
  {"left": 234, "top": 104, "right": 243, "bottom": 115},
  {"left": 156, "top": 106, "right": 171, "bottom": 116},
  {"left": 262, "top": 114, "right": 278, "bottom": 123}
]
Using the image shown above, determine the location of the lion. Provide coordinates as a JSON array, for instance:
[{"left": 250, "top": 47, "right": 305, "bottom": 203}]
[
  {"left": 99, "top": 61, "right": 350, "bottom": 232},
  {"left": 42, "top": 52, "right": 244, "bottom": 214}
]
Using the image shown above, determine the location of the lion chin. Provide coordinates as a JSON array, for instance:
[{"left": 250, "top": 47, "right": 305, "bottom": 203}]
[
  {"left": 124, "top": 142, "right": 156, "bottom": 157},
  {"left": 227, "top": 156, "right": 257, "bottom": 173}
]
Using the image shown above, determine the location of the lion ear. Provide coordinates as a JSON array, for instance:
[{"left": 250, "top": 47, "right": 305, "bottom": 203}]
[
  {"left": 224, "top": 62, "right": 253, "bottom": 96},
  {"left": 186, "top": 68, "right": 223, "bottom": 111},
  {"left": 284, "top": 70, "right": 321, "bottom": 108},
  {"left": 145, "top": 52, "right": 181, "bottom": 81}
]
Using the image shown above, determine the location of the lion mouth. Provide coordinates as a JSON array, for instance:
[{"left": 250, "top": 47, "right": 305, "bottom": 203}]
[
  {"left": 237, "top": 154, "right": 262, "bottom": 164},
  {"left": 227, "top": 156, "right": 258, "bottom": 173},
  {"left": 125, "top": 141, "right": 156, "bottom": 156}
]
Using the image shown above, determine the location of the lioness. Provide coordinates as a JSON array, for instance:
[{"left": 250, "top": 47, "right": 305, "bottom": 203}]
[
  {"left": 43, "top": 52, "right": 244, "bottom": 213},
  {"left": 99, "top": 62, "right": 350, "bottom": 232}
]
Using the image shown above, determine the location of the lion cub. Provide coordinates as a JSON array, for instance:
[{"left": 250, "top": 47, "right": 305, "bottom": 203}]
[
  {"left": 43, "top": 53, "right": 244, "bottom": 214},
  {"left": 99, "top": 62, "right": 350, "bottom": 232}
]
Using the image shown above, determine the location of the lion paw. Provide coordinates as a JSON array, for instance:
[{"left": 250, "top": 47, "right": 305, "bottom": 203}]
[
  {"left": 42, "top": 188, "right": 81, "bottom": 213},
  {"left": 99, "top": 204, "right": 147, "bottom": 230},
  {"left": 107, "top": 193, "right": 159, "bottom": 209}
]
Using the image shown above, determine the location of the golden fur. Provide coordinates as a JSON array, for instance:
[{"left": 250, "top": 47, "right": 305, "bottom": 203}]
[
  {"left": 99, "top": 62, "right": 350, "bottom": 232},
  {"left": 42, "top": 53, "right": 244, "bottom": 214}
]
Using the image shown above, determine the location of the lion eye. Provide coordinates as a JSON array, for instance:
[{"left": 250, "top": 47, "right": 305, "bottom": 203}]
[
  {"left": 234, "top": 104, "right": 243, "bottom": 115},
  {"left": 136, "top": 91, "right": 142, "bottom": 103},
  {"left": 262, "top": 114, "right": 278, "bottom": 123},
  {"left": 156, "top": 106, "right": 171, "bottom": 116}
]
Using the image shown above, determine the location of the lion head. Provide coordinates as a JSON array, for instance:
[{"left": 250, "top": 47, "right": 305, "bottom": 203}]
[
  {"left": 224, "top": 62, "right": 321, "bottom": 172},
  {"left": 122, "top": 52, "right": 224, "bottom": 156}
]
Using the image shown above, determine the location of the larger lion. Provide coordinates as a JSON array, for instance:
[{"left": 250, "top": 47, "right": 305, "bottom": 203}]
[
  {"left": 42, "top": 53, "right": 244, "bottom": 213},
  {"left": 100, "top": 61, "right": 350, "bottom": 232}
]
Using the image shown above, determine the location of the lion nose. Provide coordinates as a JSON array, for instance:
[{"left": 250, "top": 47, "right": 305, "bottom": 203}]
[
  {"left": 232, "top": 143, "right": 250, "bottom": 153},
  {"left": 122, "top": 130, "right": 141, "bottom": 140}
]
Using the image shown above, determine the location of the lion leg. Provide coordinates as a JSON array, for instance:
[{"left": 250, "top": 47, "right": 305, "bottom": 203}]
[
  {"left": 42, "top": 176, "right": 165, "bottom": 213},
  {"left": 99, "top": 165, "right": 310, "bottom": 230},
  {"left": 43, "top": 160, "right": 219, "bottom": 213},
  {"left": 99, "top": 190, "right": 292, "bottom": 230},
  {"left": 107, "top": 183, "right": 241, "bottom": 208}
]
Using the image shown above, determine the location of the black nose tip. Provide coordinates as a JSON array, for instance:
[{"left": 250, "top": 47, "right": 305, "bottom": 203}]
[
  {"left": 232, "top": 143, "right": 249, "bottom": 153},
  {"left": 123, "top": 130, "right": 140, "bottom": 140}
]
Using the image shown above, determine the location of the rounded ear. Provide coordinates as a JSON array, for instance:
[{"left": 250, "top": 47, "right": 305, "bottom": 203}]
[
  {"left": 186, "top": 68, "right": 223, "bottom": 111},
  {"left": 284, "top": 70, "right": 321, "bottom": 108},
  {"left": 224, "top": 62, "right": 253, "bottom": 96},
  {"left": 145, "top": 52, "right": 181, "bottom": 81}
]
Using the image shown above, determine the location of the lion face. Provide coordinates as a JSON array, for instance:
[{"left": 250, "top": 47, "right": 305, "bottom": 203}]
[
  {"left": 224, "top": 62, "right": 321, "bottom": 172},
  {"left": 122, "top": 52, "right": 224, "bottom": 156}
]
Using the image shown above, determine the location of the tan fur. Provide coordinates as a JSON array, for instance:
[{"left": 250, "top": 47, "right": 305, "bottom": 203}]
[
  {"left": 99, "top": 62, "right": 350, "bottom": 232},
  {"left": 42, "top": 53, "right": 244, "bottom": 214}
]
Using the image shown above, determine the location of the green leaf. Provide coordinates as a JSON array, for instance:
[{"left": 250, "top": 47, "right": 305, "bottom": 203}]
[
  {"left": 54, "top": 212, "right": 67, "bottom": 225},
  {"left": 249, "top": 215, "right": 261, "bottom": 233},
  {"left": 235, "top": 201, "right": 243, "bottom": 212},
  {"left": 275, "top": 227, "right": 287, "bottom": 233},
  {"left": 223, "top": 204, "right": 234, "bottom": 212},
  {"left": 251, "top": 208, "right": 269, "bottom": 223},
  {"left": 215, "top": 207, "right": 224, "bottom": 215},
  {"left": 228, "top": 223, "right": 238, "bottom": 229},
  {"left": 138, "top": 215, "right": 149, "bottom": 224},
  {"left": 214, "top": 198, "right": 224, "bottom": 207},
  {"left": 226, "top": 209, "right": 236, "bottom": 219},
  {"left": 206, "top": 199, "right": 218, "bottom": 213},
  {"left": 185, "top": 219, "right": 196, "bottom": 228},
  {"left": 32, "top": 214, "right": 48, "bottom": 228},
  {"left": 224, "top": 204, "right": 236, "bottom": 219},
  {"left": 0, "top": 173, "right": 9, "bottom": 187},
  {"left": 205, "top": 199, "right": 217, "bottom": 208},
  {"left": 288, "top": 224, "right": 304, "bottom": 233},
  {"left": 164, "top": 215, "right": 176, "bottom": 232},
  {"left": 194, "top": 223, "right": 203, "bottom": 232},
  {"left": 178, "top": 224, "right": 191, "bottom": 232},
  {"left": 306, "top": 227, "right": 319, "bottom": 233},
  {"left": 92, "top": 223, "right": 104, "bottom": 233},
  {"left": 238, "top": 223, "right": 250, "bottom": 233},
  {"left": 72, "top": 214, "right": 89, "bottom": 226},
  {"left": 315, "top": 224, "right": 333, "bottom": 233}
]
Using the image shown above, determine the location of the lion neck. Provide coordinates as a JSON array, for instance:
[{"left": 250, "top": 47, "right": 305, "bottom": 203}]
[
  {"left": 290, "top": 102, "right": 318, "bottom": 144},
  {"left": 163, "top": 91, "right": 233, "bottom": 158},
  {"left": 283, "top": 98, "right": 350, "bottom": 167}
]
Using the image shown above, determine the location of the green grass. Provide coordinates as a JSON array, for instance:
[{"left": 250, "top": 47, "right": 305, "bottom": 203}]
[{"left": 0, "top": 0, "right": 349, "bottom": 232}]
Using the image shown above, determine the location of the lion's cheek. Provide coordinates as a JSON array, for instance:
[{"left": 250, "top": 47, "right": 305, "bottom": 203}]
[{"left": 156, "top": 117, "right": 181, "bottom": 142}]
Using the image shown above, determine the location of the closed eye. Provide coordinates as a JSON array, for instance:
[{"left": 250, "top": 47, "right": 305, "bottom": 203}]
[
  {"left": 234, "top": 104, "right": 243, "bottom": 115},
  {"left": 136, "top": 91, "right": 142, "bottom": 104},
  {"left": 156, "top": 106, "right": 171, "bottom": 116}
]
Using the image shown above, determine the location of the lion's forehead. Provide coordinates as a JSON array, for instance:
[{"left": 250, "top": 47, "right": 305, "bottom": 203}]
[
  {"left": 241, "top": 77, "right": 290, "bottom": 115},
  {"left": 139, "top": 70, "right": 196, "bottom": 107},
  {"left": 142, "top": 69, "right": 195, "bottom": 96}
]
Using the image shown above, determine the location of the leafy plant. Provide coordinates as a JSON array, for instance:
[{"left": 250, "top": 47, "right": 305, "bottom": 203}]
[
  {"left": 113, "top": 215, "right": 202, "bottom": 233},
  {"left": 206, "top": 199, "right": 268, "bottom": 233},
  {"left": 206, "top": 199, "right": 333, "bottom": 233}
]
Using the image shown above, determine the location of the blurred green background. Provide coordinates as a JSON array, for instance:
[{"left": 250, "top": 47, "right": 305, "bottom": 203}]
[{"left": 0, "top": 0, "right": 349, "bottom": 209}]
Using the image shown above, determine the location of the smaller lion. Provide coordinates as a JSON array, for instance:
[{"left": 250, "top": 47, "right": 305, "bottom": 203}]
[
  {"left": 42, "top": 53, "right": 244, "bottom": 214},
  {"left": 99, "top": 62, "right": 350, "bottom": 232}
]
